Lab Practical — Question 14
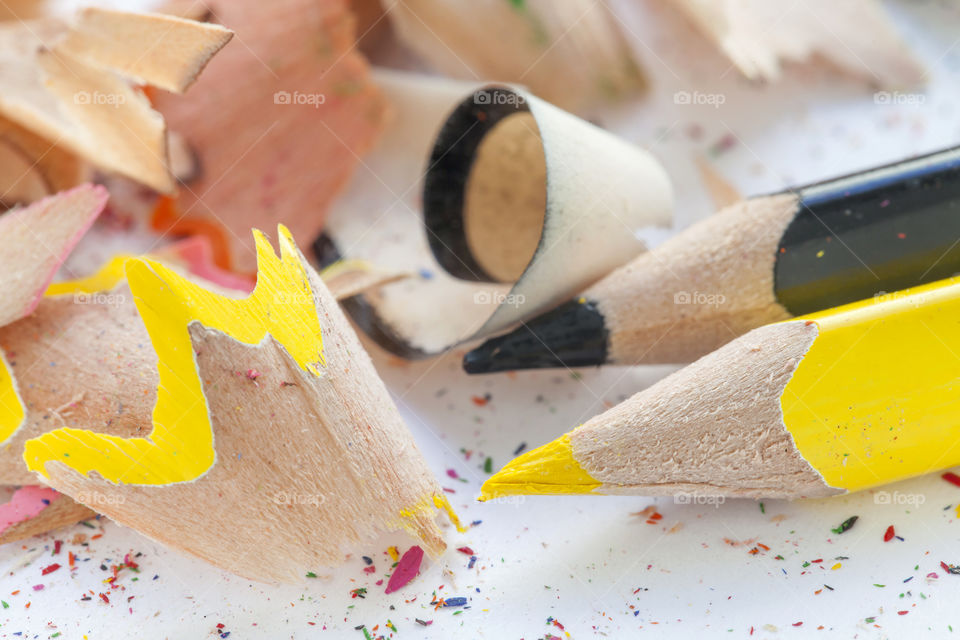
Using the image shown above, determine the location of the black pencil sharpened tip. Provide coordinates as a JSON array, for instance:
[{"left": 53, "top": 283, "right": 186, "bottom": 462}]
[{"left": 462, "top": 299, "right": 609, "bottom": 374}]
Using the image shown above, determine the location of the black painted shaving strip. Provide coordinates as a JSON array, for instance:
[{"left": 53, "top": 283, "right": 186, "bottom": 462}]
[
  {"left": 422, "top": 86, "right": 531, "bottom": 283},
  {"left": 312, "top": 232, "right": 432, "bottom": 360}
]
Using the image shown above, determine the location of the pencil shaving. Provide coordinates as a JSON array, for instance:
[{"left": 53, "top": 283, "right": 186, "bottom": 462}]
[
  {"left": 386, "top": 0, "right": 645, "bottom": 111},
  {"left": 0, "top": 116, "right": 88, "bottom": 205},
  {"left": 670, "top": 0, "right": 924, "bottom": 86},
  {"left": 6, "top": 228, "right": 453, "bottom": 581},
  {"left": 0, "top": 487, "right": 94, "bottom": 545},
  {"left": 56, "top": 8, "right": 232, "bottom": 94},
  {"left": 152, "top": 0, "right": 389, "bottom": 271},
  {"left": 0, "top": 184, "right": 107, "bottom": 328},
  {"left": 0, "top": 9, "right": 232, "bottom": 194},
  {"left": 323, "top": 76, "right": 672, "bottom": 357}
]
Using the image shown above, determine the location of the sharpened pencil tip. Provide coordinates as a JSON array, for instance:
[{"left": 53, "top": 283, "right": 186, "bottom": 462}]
[
  {"left": 478, "top": 435, "right": 602, "bottom": 500},
  {"left": 463, "top": 299, "right": 609, "bottom": 374}
]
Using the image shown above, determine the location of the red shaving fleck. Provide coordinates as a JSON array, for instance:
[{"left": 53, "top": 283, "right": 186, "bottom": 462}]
[
  {"left": 633, "top": 506, "right": 658, "bottom": 520},
  {"left": 942, "top": 472, "right": 960, "bottom": 487},
  {"left": 41, "top": 563, "right": 60, "bottom": 575},
  {"left": 471, "top": 395, "right": 489, "bottom": 406},
  {"left": 649, "top": 512, "right": 663, "bottom": 521},
  {"left": 384, "top": 546, "right": 424, "bottom": 594},
  {"left": 897, "top": 232, "right": 906, "bottom": 239},
  {"left": 68, "top": 552, "right": 75, "bottom": 568},
  {"left": 363, "top": 566, "right": 376, "bottom": 574},
  {"left": 793, "top": 622, "right": 803, "bottom": 627},
  {"left": 884, "top": 525, "right": 895, "bottom": 542},
  {"left": 757, "top": 543, "right": 770, "bottom": 551},
  {"left": 456, "top": 547, "right": 474, "bottom": 556},
  {"left": 53, "top": 540, "right": 62, "bottom": 555},
  {"left": 898, "top": 611, "right": 909, "bottom": 615},
  {"left": 99, "top": 593, "right": 110, "bottom": 604},
  {"left": 246, "top": 368, "right": 262, "bottom": 380}
]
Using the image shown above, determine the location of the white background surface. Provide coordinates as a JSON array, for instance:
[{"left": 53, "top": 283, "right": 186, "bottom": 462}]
[{"left": 4, "top": 0, "right": 960, "bottom": 638}]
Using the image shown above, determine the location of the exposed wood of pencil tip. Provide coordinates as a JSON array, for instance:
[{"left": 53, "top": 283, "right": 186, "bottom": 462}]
[
  {"left": 594, "top": 192, "right": 799, "bottom": 364},
  {"left": 483, "top": 320, "right": 840, "bottom": 500}
]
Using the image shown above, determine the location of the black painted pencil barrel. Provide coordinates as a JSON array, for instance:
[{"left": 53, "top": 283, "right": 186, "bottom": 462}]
[{"left": 776, "top": 146, "right": 960, "bottom": 315}]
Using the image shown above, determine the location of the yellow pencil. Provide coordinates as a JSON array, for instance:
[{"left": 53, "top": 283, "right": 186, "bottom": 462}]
[{"left": 481, "top": 275, "right": 960, "bottom": 501}]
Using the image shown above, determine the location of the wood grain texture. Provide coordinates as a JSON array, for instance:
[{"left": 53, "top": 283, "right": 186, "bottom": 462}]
[
  {"left": 387, "top": 0, "right": 645, "bottom": 111},
  {"left": 3, "top": 237, "right": 451, "bottom": 580},
  {"left": 0, "top": 280, "right": 156, "bottom": 487},
  {"left": 0, "top": 9, "right": 230, "bottom": 193},
  {"left": 0, "top": 185, "right": 107, "bottom": 328},
  {"left": 0, "top": 491, "right": 94, "bottom": 545},
  {"left": 595, "top": 193, "right": 798, "bottom": 364},
  {"left": 57, "top": 8, "right": 232, "bottom": 94},
  {"left": 573, "top": 320, "right": 838, "bottom": 499},
  {"left": 670, "top": 0, "right": 924, "bottom": 86},
  {"left": 153, "top": 0, "right": 390, "bottom": 271}
]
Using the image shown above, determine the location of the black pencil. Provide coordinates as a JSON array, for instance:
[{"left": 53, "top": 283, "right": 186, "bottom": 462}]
[{"left": 464, "top": 145, "right": 960, "bottom": 373}]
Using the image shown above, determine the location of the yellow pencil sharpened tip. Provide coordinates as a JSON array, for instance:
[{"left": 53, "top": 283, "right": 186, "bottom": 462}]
[{"left": 478, "top": 434, "right": 602, "bottom": 501}]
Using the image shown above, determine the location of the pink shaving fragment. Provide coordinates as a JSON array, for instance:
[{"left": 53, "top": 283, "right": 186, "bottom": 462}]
[
  {"left": 384, "top": 545, "right": 424, "bottom": 594},
  {"left": 0, "top": 486, "right": 59, "bottom": 534},
  {"left": 163, "top": 236, "right": 254, "bottom": 293}
]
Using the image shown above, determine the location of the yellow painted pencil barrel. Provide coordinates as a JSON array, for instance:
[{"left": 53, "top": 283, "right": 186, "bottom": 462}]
[
  {"left": 784, "top": 280, "right": 960, "bottom": 493},
  {"left": 482, "top": 275, "right": 960, "bottom": 500}
]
